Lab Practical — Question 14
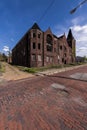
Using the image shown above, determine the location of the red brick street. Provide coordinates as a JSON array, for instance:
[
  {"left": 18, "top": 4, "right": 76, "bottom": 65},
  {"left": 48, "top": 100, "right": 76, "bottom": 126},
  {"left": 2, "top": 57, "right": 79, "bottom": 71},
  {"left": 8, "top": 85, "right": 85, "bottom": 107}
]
[{"left": 0, "top": 65, "right": 87, "bottom": 130}]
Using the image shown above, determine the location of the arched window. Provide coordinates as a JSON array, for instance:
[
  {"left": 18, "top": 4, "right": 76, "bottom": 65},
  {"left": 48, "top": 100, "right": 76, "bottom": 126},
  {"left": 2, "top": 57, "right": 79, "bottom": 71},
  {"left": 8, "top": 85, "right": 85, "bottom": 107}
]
[{"left": 46, "top": 34, "right": 53, "bottom": 52}]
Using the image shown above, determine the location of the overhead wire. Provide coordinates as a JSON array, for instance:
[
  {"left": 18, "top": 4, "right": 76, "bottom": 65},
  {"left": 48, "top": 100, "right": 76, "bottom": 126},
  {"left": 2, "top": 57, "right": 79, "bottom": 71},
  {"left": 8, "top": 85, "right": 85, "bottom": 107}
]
[{"left": 38, "top": 0, "right": 55, "bottom": 23}]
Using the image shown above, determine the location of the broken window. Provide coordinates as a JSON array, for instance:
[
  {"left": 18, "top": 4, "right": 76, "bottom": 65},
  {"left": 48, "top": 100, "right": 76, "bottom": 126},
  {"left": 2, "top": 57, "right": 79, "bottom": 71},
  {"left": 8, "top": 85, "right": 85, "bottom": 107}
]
[
  {"left": 38, "top": 33, "right": 41, "bottom": 38},
  {"left": 60, "top": 46, "right": 62, "bottom": 50},
  {"left": 62, "top": 58, "right": 64, "bottom": 63},
  {"left": 33, "top": 33, "right": 36, "bottom": 38},
  {"left": 46, "top": 34, "right": 53, "bottom": 52},
  {"left": 38, "top": 43, "right": 41, "bottom": 50},
  {"left": 33, "top": 42, "right": 36, "bottom": 49}
]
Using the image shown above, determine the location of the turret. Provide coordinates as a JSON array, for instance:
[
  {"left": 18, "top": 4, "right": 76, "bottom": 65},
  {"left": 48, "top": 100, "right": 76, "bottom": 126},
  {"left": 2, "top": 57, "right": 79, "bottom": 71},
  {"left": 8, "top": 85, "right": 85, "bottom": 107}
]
[
  {"left": 67, "top": 29, "right": 74, "bottom": 48},
  {"left": 67, "top": 29, "right": 76, "bottom": 62}
]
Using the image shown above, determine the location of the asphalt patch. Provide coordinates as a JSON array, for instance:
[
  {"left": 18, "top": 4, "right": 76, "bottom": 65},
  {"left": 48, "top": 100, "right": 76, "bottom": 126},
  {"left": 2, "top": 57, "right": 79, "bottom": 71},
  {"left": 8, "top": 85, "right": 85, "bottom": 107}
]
[{"left": 70, "top": 73, "right": 87, "bottom": 81}]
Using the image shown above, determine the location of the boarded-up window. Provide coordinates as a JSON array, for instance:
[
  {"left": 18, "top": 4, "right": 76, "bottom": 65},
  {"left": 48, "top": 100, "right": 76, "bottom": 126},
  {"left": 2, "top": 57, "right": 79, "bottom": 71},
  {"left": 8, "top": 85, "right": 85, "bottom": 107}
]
[
  {"left": 50, "top": 57, "right": 53, "bottom": 62},
  {"left": 46, "top": 56, "right": 49, "bottom": 62},
  {"left": 32, "top": 54, "right": 36, "bottom": 61},
  {"left": 38, "top": 55, "right": 41, "bottom": 61}
]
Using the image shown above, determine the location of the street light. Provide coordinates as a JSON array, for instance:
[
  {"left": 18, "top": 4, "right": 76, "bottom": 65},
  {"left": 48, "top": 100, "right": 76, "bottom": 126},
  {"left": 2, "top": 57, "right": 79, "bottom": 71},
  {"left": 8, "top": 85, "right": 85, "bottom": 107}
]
[{"left": 70, "top": 0, "right": 87, "bottom": 14}]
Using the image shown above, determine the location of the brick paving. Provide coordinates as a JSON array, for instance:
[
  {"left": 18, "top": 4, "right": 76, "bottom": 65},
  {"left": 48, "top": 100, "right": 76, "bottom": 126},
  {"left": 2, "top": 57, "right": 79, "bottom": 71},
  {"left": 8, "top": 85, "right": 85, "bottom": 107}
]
[{"left": 0, "top": 65, "right": 87, "bottom": 129}]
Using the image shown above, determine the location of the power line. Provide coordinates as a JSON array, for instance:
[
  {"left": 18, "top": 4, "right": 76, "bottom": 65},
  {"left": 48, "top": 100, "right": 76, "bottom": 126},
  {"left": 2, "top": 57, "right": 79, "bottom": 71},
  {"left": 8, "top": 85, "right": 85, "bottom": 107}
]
[{"left": 38, "top": 0, "right": 55, "bottom": 23}]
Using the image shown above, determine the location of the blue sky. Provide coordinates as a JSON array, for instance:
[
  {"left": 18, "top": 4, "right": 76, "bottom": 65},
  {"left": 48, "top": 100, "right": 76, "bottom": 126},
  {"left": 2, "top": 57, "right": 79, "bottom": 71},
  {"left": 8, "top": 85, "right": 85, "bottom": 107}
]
[{"left": 0, "top": 0, "right": 87, "bottom": 56}]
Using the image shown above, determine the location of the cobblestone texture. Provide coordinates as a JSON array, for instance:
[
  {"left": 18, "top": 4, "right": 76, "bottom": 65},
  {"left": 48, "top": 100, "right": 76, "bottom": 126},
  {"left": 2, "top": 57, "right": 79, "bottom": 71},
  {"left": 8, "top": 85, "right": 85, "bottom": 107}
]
[{"left": 0, "top": 65, "right": 87, "bottom": 129}]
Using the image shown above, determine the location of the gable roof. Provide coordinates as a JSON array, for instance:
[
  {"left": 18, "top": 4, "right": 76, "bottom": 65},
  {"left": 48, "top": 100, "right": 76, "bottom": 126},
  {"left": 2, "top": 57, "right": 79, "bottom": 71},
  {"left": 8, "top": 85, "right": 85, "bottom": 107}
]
[
  {"left": 31, "top": 23, "right": 41, "bottom": 30},
  {"left": 53, "top": 34, "right": 58, "bottom": 39},
  {"left": 58, "top": 34, "right": 66, "bottom": 39}
]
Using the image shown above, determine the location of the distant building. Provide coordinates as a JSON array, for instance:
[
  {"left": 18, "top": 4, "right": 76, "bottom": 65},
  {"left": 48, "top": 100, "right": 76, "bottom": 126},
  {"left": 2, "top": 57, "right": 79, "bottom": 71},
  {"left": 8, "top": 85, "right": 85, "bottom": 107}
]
[
  {"left": 12, "top": 23, "right": 76, "bottom": 67},
  {"left": 76, "top": 56, "right": 87, "bottom": 63}
]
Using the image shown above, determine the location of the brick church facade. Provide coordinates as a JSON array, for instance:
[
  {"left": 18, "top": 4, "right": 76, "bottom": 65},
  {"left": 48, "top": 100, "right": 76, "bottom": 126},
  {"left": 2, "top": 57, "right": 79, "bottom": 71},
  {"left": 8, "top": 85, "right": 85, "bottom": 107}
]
[{"left": 12, "top": 23, "right": 76, "bottom": 67}]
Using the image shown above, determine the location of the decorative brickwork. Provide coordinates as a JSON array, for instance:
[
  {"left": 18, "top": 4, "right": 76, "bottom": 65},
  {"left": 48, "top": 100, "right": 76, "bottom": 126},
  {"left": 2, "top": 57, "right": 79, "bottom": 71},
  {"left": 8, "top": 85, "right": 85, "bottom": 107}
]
[{"left": 12, "top": 23, "right": 76, "bottom": 67}]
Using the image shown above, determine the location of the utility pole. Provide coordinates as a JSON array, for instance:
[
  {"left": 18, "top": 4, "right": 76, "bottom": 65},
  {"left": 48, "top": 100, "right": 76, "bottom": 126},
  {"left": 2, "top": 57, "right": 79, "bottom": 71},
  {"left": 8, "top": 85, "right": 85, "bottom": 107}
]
[{"left": 70, "top": 0, "right": 87, "bottom": 14}]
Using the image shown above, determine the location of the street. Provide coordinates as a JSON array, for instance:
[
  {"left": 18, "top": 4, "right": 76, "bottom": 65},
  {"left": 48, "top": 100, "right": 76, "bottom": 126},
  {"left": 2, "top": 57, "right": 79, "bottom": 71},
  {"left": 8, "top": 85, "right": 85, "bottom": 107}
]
[{"left": 0, "top": 65, "right": 87, "bottom": 130}]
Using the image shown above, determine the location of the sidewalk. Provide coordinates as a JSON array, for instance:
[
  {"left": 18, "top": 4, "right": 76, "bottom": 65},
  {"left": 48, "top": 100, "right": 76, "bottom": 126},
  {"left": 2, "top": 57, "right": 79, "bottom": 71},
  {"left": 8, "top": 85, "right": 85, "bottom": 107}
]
[{"left": 36, "top": 64, "right": 87, "bottom": 76}]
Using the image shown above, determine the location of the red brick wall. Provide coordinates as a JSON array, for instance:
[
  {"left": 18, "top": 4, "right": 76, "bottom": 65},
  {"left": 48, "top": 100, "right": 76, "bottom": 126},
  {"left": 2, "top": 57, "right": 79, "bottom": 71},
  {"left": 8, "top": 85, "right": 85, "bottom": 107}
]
[{"left": 12, "top": 24, "right": 76, "bottom": 67}]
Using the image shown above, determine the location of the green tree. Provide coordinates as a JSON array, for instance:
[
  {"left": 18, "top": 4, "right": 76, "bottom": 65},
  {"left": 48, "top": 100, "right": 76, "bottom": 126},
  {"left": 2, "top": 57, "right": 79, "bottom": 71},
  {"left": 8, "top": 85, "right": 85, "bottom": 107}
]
[
  {"left": 0, "top": 52, "right": 7, "bottom": 61},
  {"left": 83, "top": 56, "right": 87, "bottom": 62}
]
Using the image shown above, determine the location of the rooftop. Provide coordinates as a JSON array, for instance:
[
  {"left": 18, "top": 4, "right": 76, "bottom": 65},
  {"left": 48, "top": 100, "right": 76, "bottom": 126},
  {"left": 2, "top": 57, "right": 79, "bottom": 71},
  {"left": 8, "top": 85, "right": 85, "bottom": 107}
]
[{"left": 31, "top": 22, "right": 42, "bottom": 30}]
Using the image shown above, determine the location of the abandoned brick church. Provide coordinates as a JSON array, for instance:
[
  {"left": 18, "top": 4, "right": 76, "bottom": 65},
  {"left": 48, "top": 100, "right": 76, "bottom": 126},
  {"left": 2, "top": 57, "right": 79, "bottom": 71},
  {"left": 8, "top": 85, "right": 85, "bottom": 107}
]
[{"left": 12, "top": 23, "right": 76, "bottom": 67}]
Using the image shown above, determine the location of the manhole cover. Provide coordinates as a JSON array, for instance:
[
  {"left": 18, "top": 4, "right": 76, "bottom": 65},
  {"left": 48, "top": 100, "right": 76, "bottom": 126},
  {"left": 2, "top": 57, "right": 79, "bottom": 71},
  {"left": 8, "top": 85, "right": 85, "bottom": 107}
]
[{"left": 70, "top": 73, "right": 87, "bottom": 81}]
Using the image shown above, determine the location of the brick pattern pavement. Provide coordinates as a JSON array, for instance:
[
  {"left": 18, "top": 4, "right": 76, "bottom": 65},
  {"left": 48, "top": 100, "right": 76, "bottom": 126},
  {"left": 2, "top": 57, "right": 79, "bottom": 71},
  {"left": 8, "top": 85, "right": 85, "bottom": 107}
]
[{"left": 0, "top": 65, "right": 87, "bottom": 129}]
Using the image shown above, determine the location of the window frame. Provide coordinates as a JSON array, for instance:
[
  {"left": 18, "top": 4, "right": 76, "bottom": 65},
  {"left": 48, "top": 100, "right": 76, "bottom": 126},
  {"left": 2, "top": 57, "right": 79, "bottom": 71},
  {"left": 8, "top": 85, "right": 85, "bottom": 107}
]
[
  {"left": 38, "top": 55, "right": 42, "bottom": 61},
  {"left": 38, "top": 43, "right": 41, "bottom": 50},
  {"left": 33, "top": 42, "right": 36, "bottom": 49},
  {"left": 33, "top": 33, "right": 36, "bottom": 38},
  {"left": 32, "top": 54, "right": 36, "bottom": 61}
]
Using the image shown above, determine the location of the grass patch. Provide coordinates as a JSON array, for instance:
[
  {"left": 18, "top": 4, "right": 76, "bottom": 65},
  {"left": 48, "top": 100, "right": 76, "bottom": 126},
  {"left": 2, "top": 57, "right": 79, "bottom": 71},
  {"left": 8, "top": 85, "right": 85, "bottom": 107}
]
[
  {"left": 22, "top": 67, "right": 37, "bottom": 73},
  {"left": 17, "top": 66, "right": 37, "bottom": 73},
  {"left": 0, "top": 62, "right": 5, "bottom": 72},
  {"left": 16, "top": 62, "right": 87, "bottom": 74},
  {"left": 16, "top": 64, "right": 70, "bottom": 73}
]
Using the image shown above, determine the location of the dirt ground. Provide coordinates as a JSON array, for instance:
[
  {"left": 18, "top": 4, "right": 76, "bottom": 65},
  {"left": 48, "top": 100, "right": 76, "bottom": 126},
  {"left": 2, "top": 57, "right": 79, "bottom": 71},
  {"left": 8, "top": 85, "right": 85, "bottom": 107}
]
[{"left": 0, "top": 62, "right": 34, "bottom": 82}]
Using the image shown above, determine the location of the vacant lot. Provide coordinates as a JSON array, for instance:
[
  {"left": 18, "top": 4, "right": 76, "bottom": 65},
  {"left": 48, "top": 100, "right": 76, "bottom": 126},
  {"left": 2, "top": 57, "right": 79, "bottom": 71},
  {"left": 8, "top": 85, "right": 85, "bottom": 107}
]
[{"left": 0, "top": 62, "right": 34, "bottom": 83}]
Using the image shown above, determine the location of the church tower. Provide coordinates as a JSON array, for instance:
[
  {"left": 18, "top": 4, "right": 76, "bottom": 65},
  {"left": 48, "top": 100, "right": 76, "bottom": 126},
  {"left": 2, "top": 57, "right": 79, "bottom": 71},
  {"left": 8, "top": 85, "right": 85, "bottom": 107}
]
[{"left": 67, "top": 29, "right": 76, "bottom": 62}]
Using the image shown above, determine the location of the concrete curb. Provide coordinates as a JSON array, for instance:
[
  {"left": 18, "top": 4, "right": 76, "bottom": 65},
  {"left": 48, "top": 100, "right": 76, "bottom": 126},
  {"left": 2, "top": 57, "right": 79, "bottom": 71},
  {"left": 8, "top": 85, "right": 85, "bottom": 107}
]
[{"left": 36, "top": 64, "right": 87, "bottom": 76}]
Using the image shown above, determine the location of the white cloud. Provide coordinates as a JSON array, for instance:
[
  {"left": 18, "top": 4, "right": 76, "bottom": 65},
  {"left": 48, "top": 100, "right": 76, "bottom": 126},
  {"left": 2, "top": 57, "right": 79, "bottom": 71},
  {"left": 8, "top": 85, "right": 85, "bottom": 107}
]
[
  {"left": 79, "top": 47, "right": 87, "bottom": 50},
  {"left": 71, "top": 24, "right": 87, "bottom": 56},
  {"left": 3, "top": 46, "right": 9, "bottom": 52},
  {"left": 54, "top": 16, "right": 87, "bottom": 57},
  {"left": 71, "top": 25, "right": 87, "bottom": 34},
  {"left": 71, "top": 16, "right": 85, "bottom": 25}
]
